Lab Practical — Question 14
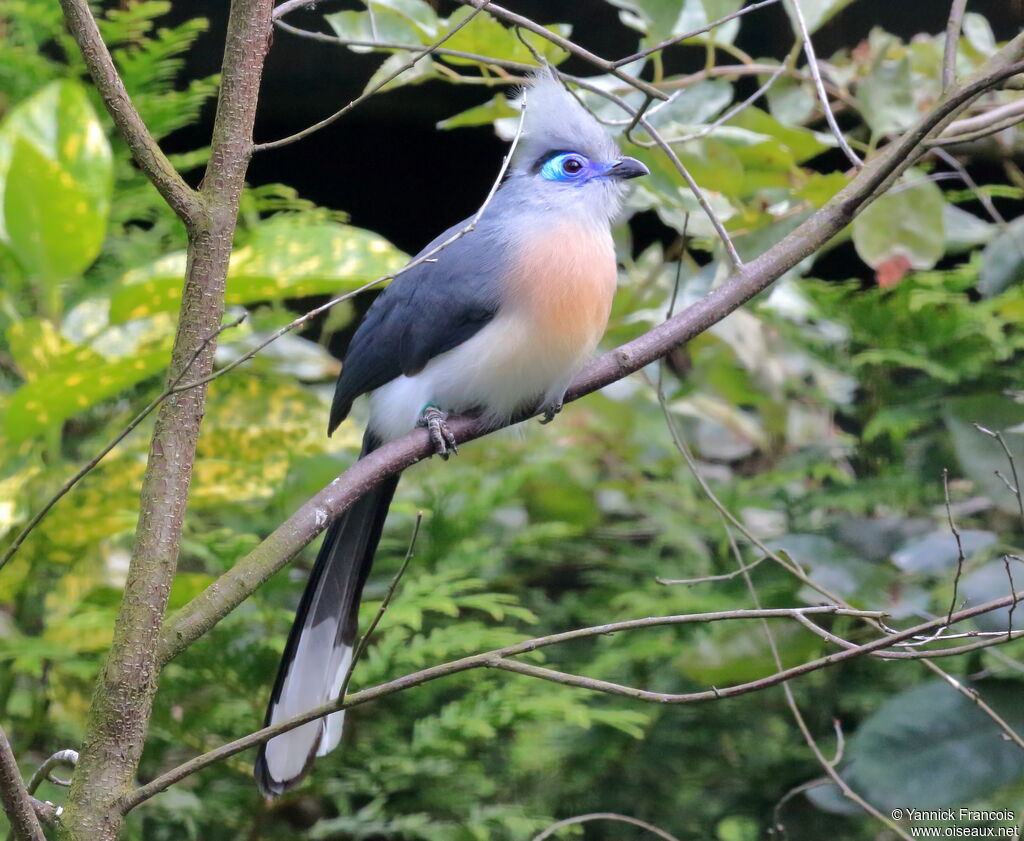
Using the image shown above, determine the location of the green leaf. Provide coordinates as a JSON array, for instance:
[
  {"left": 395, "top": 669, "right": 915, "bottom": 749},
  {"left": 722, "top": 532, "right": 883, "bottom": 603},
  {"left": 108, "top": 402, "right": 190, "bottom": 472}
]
[
  {"left": 858, "top": 54, "right": 916, "bottom": 136},
  {"left": 0, "top": 80, "right": 113, "bottom": 244},
  {"left": 978, "top": 217, "right": 1024, "bottom": 298},
  {"left": 4, "top": 138, "right": 108, "bottom": 278},
  {"left": 6, "top": 317, "right": 103, "bottom": 380},
  {"left": 325, "top": 8, "right": 425, "bottom": 52},
  {"left": 852, "top": 175, "right": 945, "bottom": 270},
  {"left": 109, "top": 219, "right": 407, "bottom": 322},
  {"left": 728, "top": 106, "right": 826, "bottom": 163},
  {"left": 439, "top": 8, "right": 571, "bottom": 65},
  {"left": 832, "top": 680, "right": 1024, "bottom": 809},
  {"left": 437, "top": 94, "right": 518, "bottom": 130},
  {"left": 3, "top": 348, "right": 169, "bottom": 442}
]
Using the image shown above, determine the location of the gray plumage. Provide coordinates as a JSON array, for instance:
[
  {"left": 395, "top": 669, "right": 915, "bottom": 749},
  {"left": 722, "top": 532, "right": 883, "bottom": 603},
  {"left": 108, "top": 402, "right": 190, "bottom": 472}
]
[{"left": 255, "top": 69, "right": 646, "bottom": 797}]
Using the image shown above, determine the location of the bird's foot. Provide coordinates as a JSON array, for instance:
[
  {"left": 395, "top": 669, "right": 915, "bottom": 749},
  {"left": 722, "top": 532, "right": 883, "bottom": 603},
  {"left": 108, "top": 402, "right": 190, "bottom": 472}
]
[
  {"left": 539, "top": 401, "right": 563, "bottom": 425},
  {"left": 418, "top": 404, "right": 458, "bottom": 459}
]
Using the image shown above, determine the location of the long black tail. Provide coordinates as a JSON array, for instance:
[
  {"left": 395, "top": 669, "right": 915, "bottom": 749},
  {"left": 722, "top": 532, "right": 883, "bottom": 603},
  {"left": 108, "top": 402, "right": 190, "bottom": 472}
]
[{"left": 255, "top": 434, "right": 398, "bottom": 796}]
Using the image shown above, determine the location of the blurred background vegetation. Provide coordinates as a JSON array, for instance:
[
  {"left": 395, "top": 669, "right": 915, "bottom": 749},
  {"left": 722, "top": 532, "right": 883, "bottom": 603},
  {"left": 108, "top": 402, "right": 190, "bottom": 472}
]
[{"left": 3, "top": 0, "right": 1024, "bottom": 838}]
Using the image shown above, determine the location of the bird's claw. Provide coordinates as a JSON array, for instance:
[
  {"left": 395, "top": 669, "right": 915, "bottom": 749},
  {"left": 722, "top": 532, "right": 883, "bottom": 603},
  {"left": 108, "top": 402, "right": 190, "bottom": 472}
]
[
  {"left": 539, "top": 401, "right": 563, "bottom": 425},
  {"left": 419, "top": 405, "right": 458, "bottom": 459}
]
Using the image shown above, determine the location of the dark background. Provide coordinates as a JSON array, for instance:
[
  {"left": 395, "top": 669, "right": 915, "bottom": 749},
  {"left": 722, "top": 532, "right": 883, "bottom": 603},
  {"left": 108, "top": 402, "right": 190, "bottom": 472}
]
[{"left": 160, "top": 0, "right": 1022, "bottom": 255}]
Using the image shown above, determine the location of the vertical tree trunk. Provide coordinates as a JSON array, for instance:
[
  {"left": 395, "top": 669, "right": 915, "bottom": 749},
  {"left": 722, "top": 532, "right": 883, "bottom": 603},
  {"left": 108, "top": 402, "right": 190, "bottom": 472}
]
[{"left": 59, "top": 0, "right": 274, "bottom": 837}]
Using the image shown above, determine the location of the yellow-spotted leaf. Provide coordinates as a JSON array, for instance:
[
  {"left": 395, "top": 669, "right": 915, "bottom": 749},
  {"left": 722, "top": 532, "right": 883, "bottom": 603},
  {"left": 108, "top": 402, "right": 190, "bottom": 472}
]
[
  {"left": 0, "top": 80, "right": 112, "bottom": 252},
  {"left": 5, "top": 139, "right": 108, "bottom": 279},
  {"left": 3, "top": 349, "right": 169, "bottom": 443},
  {"left": 110, "top": 220, "right": 406, "bottom": 323},
  {"left": 6, "top": 317, "right": 105, "bottom": 381}
]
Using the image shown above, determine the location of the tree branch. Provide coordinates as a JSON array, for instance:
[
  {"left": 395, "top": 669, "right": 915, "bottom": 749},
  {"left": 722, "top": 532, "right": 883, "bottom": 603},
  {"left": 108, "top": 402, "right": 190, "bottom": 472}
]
[
  {"left": 155, "top": 43, "right": 1024, "bottom": 666},
  {"left": 943, "top": 0, "right": 970, "bottom": 91},
  {"left": 56, "top": 0, "right": 201, "bottom": 224},
  {"left": 0, "top": 727, "right": 45, "bottom": 841},
  {"left": 129, "top": 595, "right": 1021, "bottom": 812}
]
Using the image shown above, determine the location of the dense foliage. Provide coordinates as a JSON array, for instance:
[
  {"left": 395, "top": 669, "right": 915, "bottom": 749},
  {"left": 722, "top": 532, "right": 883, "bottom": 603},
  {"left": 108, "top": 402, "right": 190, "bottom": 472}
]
[{"left": 2, "top": 1, "right": 1024, "bottom": 839}]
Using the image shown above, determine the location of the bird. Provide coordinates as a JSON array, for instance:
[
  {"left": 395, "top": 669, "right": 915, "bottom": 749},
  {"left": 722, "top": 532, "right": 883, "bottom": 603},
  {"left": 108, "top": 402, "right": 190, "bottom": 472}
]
[{"left": 254, "top": 69, "right": 649, "bottom": 796}]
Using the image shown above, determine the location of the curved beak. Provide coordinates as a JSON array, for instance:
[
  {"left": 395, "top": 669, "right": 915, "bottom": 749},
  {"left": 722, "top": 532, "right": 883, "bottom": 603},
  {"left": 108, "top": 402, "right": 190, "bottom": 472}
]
[{"left": 609, "top": 156, "right": 650, "bottom": 180}]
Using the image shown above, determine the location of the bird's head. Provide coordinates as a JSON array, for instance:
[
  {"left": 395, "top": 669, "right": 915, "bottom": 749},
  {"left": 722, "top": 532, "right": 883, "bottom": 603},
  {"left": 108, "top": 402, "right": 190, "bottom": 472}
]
[{"left": 507, "top": 69, "right": 648, "bottom": 223}]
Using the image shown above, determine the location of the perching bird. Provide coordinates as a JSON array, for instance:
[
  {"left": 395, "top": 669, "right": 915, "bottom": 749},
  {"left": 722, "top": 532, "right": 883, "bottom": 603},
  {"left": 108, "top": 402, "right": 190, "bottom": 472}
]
[{"left": 255, "top": 70, "right": 648, "bottom": 796}]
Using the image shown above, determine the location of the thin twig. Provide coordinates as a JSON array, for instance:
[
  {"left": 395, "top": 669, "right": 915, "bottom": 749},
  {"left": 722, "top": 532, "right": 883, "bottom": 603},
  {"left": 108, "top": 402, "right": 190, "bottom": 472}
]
[
  {"left": 27, "top": 750, "right": 78, "bottom": 793},
  {"left": 0, "top": 314, "right": 246, "bottom": 573},
  {"left": 931, "top": 146, "right": 1007, "bottom": 224},
  {"left": 936, "top": 97, "right": 1024, "bottom": 141},
  {"left": 944, "top": 468, "right": 968, "bottom": 626},
  {"left": 532, "top": 812, "right": 683, "bottom": 841},
  {"left": 127, "top": 595, "right": 1023, "bottom": 813},
  {"left": 722, "top": 497, "right": 909, "bottom": 839},
  {"left": 974, "top": 424, "right": 1024, "bottom": 525},
  {"left": 1006, "top": 555, "right": 1020, "bottom": 640},
  {"left": 784, "top": 0, "right": 863, "bottom": 168},
  {"left": 943, "top": 0, "right": 970, "bottom": 92},
  {"left": 611, "top": 0, "right": 781, "bottom": 68},
  {"left": 256, "top": 3, "right": 492, "bottom": 152}
]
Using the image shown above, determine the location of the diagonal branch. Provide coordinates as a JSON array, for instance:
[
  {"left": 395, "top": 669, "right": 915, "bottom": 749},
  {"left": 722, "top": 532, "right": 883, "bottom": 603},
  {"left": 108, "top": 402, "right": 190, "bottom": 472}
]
[
  {"left": 56, "top": 0, "right": 200, "bottom": 224},
  {"left": 0, "top": 726, "right": 45, "bottom": 841},
  {"left": 784, "top": 0, "right": 863, "bottom": 168},
  {"left": 156, "top": 45, "right": 1024, "bottom": 666}
]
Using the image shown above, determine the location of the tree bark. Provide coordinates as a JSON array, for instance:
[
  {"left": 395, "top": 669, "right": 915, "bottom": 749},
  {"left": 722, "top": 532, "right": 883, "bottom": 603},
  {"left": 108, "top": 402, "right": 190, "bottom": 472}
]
[{"left": 58, "top": 0, "right": 274, "bottom": 837}]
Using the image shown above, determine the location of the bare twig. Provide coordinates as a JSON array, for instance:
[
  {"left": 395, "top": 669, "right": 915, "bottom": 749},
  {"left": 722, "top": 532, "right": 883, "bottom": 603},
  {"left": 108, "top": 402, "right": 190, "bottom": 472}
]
[
  {"left": 931, "top": 146, "right": 1007, "bottom": 224},
  {"left": 128, "top": 595, "right": 1023, "bottom": 812},
  {"left": 929, "top": 101, "right": 1024, "bottom": 146},
  {"left": 974, "top": 424, "right": 1024, "bottom": 524},
  {"left": 784, "top": 0, "right": 863, "bottom": 168},
  {"left": 0, "top": 315, "right": 246, "bottom": 574},
  {"left": 27, "top": 750, "right": 78, "bottom": 793},
  {"left": 943, "top": 0, "right": 970, "bottom": 92},
  {"left": 611, "top": 0, "right": 781, "bottom": 68},
  {"left": 943, "top": 468, "right": 968, "bottom": 626},
  {"left": 532, "top": 812, "right": 683, "bottom": 841},
  {"left": 0, "top": 727, "right": 45, "bottom": 841},
  {"left": 56, "top": 0, "right": 200, "bottom": 223},
  {"left": 256, "top": 3, "right": 492, "bottom": 152},
  {"left": 1005, "top": 555, "right": 1020, "bottom": 640}
]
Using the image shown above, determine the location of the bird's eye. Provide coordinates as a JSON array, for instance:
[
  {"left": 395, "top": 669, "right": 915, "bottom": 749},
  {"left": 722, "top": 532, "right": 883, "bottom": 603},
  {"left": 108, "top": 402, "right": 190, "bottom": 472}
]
[{"left": 539, "top": 152, "right": 591, "bottom": 182}]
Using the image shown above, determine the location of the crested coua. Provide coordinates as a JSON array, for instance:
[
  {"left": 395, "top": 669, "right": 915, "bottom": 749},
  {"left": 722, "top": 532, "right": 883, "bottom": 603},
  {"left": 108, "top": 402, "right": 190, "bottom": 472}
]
[{"left": 255, "top": 71, "right": 648, "bottom": 795}]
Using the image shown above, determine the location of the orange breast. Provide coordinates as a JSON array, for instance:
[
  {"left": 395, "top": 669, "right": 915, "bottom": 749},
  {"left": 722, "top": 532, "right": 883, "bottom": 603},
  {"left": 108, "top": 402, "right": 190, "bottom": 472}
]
[{"left": 504, "top": 221, "right": 618, "bottom": 358}]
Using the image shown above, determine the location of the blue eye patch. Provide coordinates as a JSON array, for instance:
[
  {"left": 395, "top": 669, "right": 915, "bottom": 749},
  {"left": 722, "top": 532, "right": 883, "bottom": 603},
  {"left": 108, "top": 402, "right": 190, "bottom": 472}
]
[{"left": 540, "top": 152, "right": 604, "bottom": 184}]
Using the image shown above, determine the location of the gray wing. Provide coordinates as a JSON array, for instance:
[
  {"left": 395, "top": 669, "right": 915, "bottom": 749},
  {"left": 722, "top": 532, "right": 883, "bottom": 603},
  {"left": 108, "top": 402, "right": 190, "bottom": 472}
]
[{"left": 328, "top": 217, "right": 507, "bottom": 435}]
